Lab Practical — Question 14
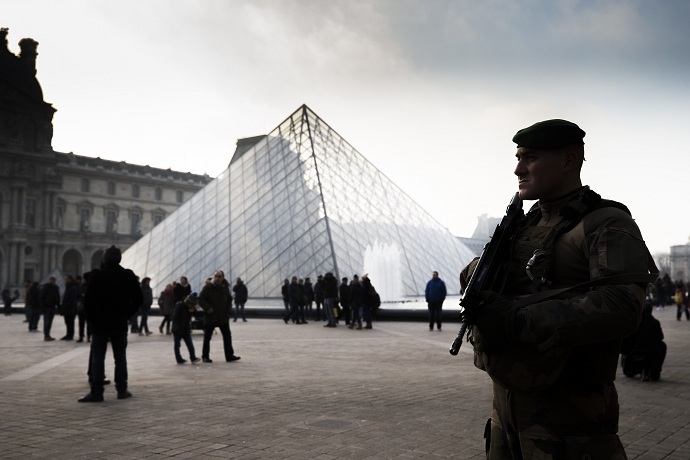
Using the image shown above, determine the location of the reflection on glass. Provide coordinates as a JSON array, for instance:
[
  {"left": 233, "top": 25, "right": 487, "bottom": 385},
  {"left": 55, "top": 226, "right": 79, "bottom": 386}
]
[{"left": 121, "top": 105, "right": 475, "bottom": 301}]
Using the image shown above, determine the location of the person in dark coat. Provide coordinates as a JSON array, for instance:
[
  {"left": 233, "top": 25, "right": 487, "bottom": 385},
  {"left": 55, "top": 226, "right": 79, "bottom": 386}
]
[
  {"left": 173, "top": 276, "right": 192, "bottom": 303},
  {"left": 198, "top": 270, "right": 240, "bottom": 363},
  {"left": 425, "top": 271, "right": 447, "bottom": 331},
  {"left": 297, "top": 278, "right": 308, "bottom": 324},
  {"left": 281, "top": 279, "right": 290, "bottom": 314},
  {"left": 348, "top": 275, "right": 364, "bottom": 330},
  {"left": 60, "top": 275, "right": 78, "bottom": 340},
  {"left": 303, "top": 277, "right": 314, "bottom": 319},
  {"left": 171, "top": 293, "right": 201, "bottom": 364},
  {"left": 2, "top": 286, "right": 19, "bottom": 316},
  {"left": 79, "top": 245, "right": 143, "bottom": 402},
  {"left": 22, "top": 281, "right": 31, "bottom": 322},
  {"left": 27, "top": 281, "right": 42, "bottom": 332},
  {"left": 138, "top": 277, "right": 153, "bottom": 336},
  {"left": 283, "top": 276, "right": 304, "bottom": 324},
  {"left": 622, "top": 303, "right": 667, "bottom": 381},
  {"left": 322, "top": 272, "right": 339, "bottom": 327},
  {"left": 41, "top": 276, "right": 61, "bottom": 341},
  {"left": 360, "top": 274, "right": 379, "bottom": 329},
  {"left": 75, "top": 275, "right": 89, "bottom": 342},
  {"left": 313, "top": 275, "right": 324, "bottom": 321},
  {"left": 158, "top": 283, "right": 175, "bottom": 334},
  {"left": 339, "top": 277, "right": 351, "bottom": 325},
  {"left": 232, "top": 277, "right": 248, "bottom": 322}
]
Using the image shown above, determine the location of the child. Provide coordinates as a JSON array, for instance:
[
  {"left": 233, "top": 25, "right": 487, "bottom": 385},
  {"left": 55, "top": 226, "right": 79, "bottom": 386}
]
[{"left": 171, "top": 293, "right": 202, "bottom": 364}]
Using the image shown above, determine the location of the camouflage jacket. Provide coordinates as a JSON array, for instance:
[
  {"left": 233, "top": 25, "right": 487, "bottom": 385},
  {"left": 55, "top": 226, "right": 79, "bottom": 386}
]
[{"left": 472, "top": 187, "right": 652, "bottom": 393}]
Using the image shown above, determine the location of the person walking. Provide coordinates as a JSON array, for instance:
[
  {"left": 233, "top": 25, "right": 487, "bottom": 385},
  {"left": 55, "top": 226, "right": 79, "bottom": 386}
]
[
  {"left": 59, "top": 275, "right": 78, "bottom": 340},
  {"left": 79, "top": 245, "right": 143, "bottom": 402},
  {"left": 171, "top": 293, "right": 201, "bottom": 364},
  {"left": 232, "top": 277, "right": 248, "bottom": 322},
  {"left": 459, "top": 119, "right": 657, "bottom": 458},
  {"left": 674, "top": 285, "right": 689, "bottom": 321},
  {"left": 41, "top": 276, "right": 60, "bottom": 341},
  {"left": 138, "top": 277, "right": 153, "bottom": 336},
  {"left": 281, "top": 279, "right": 290, "bottom": 314},
  {"left": 158, "top": 283, "right": 175, "bottom": 334},
  {"left": 425, "top": 271, "right": 447, "bottom": 331},
  {"left": 199, "top": 270, "right": 240, "bottom": 363}
]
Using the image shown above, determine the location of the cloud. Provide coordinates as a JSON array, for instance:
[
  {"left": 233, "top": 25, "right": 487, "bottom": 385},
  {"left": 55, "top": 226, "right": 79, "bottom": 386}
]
[{"left": 367, "top": 0, "right": 690, "bottom": 82}]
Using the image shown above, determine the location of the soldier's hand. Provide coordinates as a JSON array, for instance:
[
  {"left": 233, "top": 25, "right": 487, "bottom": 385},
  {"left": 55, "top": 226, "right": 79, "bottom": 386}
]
[
  {"left": 459, "top": 257, "right": 480, "bottom": 294},
  {"left": 474, "top": 291, "right": 519, "bottom": 351}
]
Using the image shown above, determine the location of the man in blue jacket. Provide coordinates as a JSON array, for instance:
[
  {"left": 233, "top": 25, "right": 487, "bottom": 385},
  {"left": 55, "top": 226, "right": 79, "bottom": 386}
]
[{"left": 425, "top": 271, "right": 447, "bottom": 331}]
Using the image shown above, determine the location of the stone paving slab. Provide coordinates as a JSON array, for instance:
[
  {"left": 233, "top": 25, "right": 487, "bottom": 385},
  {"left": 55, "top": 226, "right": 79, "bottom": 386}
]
[{"left": 0, "top": 306, "right": 689, "bottom": 459}]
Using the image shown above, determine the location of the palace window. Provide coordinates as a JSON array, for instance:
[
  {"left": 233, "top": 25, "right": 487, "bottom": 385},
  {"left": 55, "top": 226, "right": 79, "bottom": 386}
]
[
  {"left": 130, "top": 212, "right": 142, "bottom": 235},
  {"left": 106, "top": 209, "right": 118, "bottom": 234},
  {"left": 26, "top": 198, "right": 36, "bottom": 228},
  {"left": 79, "top": 208, "right": 91, "bottom": 232}
]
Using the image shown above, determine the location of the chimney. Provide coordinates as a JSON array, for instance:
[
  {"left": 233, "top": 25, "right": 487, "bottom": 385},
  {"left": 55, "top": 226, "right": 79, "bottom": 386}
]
[
  {"left": 19, "top": 37, "right": 39, "bottom": 75},
  {"left": 1, "top": 27, "right": 9, "bottom": 54}
]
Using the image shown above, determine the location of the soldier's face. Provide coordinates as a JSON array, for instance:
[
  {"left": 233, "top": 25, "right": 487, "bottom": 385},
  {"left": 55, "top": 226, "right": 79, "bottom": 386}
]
[{"left": 514, "top": 147, "right": 569, "bottom": 201}]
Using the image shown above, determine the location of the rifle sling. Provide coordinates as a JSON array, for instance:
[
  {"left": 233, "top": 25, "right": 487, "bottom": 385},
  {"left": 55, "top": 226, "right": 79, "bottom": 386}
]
[{"left": 513, "top": 272, "right": 659, "bottom": 309}]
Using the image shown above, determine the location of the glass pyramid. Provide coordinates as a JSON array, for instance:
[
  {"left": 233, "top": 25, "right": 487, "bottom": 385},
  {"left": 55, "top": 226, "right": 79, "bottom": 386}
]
[{"left": 120, "top": 105, "right": 476, "bottom": 300}]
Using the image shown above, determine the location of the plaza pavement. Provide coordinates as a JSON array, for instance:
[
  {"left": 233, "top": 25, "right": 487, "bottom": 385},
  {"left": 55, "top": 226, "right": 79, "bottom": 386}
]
[{"left": 1, "top": 305, "right": 689, "bottom": 459}]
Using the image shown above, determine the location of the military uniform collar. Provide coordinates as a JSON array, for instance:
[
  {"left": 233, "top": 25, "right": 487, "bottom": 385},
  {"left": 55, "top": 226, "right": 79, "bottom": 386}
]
[{"left": 538, "top": 186, "right": 590, "bottom": 214}]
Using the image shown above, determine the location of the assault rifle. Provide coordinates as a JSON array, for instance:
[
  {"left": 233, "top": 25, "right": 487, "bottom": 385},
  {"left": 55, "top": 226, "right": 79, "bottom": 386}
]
[{"left": 449, "top": 192, "right": 524, "bottom": 356}]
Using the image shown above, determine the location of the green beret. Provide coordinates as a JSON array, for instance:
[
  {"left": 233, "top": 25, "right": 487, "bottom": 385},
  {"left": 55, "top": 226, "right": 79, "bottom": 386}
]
[{"left": 512, "top": 119, "right": 585, "bottom": 149}]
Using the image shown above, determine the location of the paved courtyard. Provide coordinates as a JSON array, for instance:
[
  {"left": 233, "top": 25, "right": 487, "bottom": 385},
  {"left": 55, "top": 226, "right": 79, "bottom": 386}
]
[{"left": 1, "top": 306, "right": 689, "bottom": 459}]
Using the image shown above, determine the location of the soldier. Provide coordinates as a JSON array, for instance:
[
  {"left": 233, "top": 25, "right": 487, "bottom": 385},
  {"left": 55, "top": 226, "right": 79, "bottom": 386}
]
[{"left": 462, "top": 119, "right": 657, "bottom": 458}]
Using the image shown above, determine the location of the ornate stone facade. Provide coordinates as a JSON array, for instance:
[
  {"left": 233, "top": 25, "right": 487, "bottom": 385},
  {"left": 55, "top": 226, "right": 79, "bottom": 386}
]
[
  {"left": 670, "top": 243, "right": 690, "bottom": 282},
  {"left": 0, "top": 28, "right": 211, "bottom": 290}
]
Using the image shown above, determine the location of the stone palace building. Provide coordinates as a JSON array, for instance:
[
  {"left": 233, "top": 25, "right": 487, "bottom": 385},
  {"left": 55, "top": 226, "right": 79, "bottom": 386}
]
[{"left": 0, "top": 28, "right": 211, "bottom": 290}]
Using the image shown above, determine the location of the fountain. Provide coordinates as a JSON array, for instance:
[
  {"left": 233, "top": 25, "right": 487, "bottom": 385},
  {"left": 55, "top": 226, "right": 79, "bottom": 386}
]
[{"left": 362, "top": 242, "right": 404, "bottom": 302}]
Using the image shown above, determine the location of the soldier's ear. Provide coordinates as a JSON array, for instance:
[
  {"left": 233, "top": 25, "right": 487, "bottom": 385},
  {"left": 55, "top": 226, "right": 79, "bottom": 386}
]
[{"left": 561, "top": 150, "right": 577, "bottom": 172}]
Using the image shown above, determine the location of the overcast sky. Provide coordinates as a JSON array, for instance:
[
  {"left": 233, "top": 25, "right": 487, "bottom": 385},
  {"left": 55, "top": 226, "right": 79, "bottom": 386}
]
[{"left": 4, "top": 0, "right": 689, "bottom": 255}]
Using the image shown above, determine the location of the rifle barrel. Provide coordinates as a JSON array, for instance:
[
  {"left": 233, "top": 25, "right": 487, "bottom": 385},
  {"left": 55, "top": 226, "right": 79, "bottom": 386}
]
[{"left": 449, "top": 322, "right": 468, "bottom": 355}]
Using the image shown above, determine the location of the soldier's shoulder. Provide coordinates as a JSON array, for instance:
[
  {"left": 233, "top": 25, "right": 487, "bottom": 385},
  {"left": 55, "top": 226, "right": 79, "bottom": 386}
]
[{"left": 583, "top": 199, "right": 640, "bottom": 233}]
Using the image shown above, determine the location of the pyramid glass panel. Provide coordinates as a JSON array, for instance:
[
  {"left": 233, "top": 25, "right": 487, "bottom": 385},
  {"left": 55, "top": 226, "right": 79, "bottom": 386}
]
[{"left": 121, "top": 105, "right": 476, "bottom": 300}]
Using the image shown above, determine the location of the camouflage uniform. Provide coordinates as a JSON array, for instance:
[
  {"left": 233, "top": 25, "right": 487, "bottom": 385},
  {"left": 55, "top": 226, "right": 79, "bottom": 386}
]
[{"left": 472, "top": 187, "right": 652, "bottom": 460}]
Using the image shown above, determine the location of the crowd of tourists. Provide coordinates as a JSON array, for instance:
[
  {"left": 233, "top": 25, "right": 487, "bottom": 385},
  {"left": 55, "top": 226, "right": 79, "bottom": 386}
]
[
  {"left": 280, "top": 273, "right": 381, "bottom": 329},
  {"left": 6, "top": 261, "right": 681, "bottom": 395}
]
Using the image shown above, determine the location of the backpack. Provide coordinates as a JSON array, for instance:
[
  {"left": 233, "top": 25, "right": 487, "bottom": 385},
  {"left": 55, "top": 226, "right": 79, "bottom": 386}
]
[
  {"left": 371, "top": 291, "right": 381, "bottom": 309},
  {"left": 674, "top": 290, "right": 684, "bottom": 305}
]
